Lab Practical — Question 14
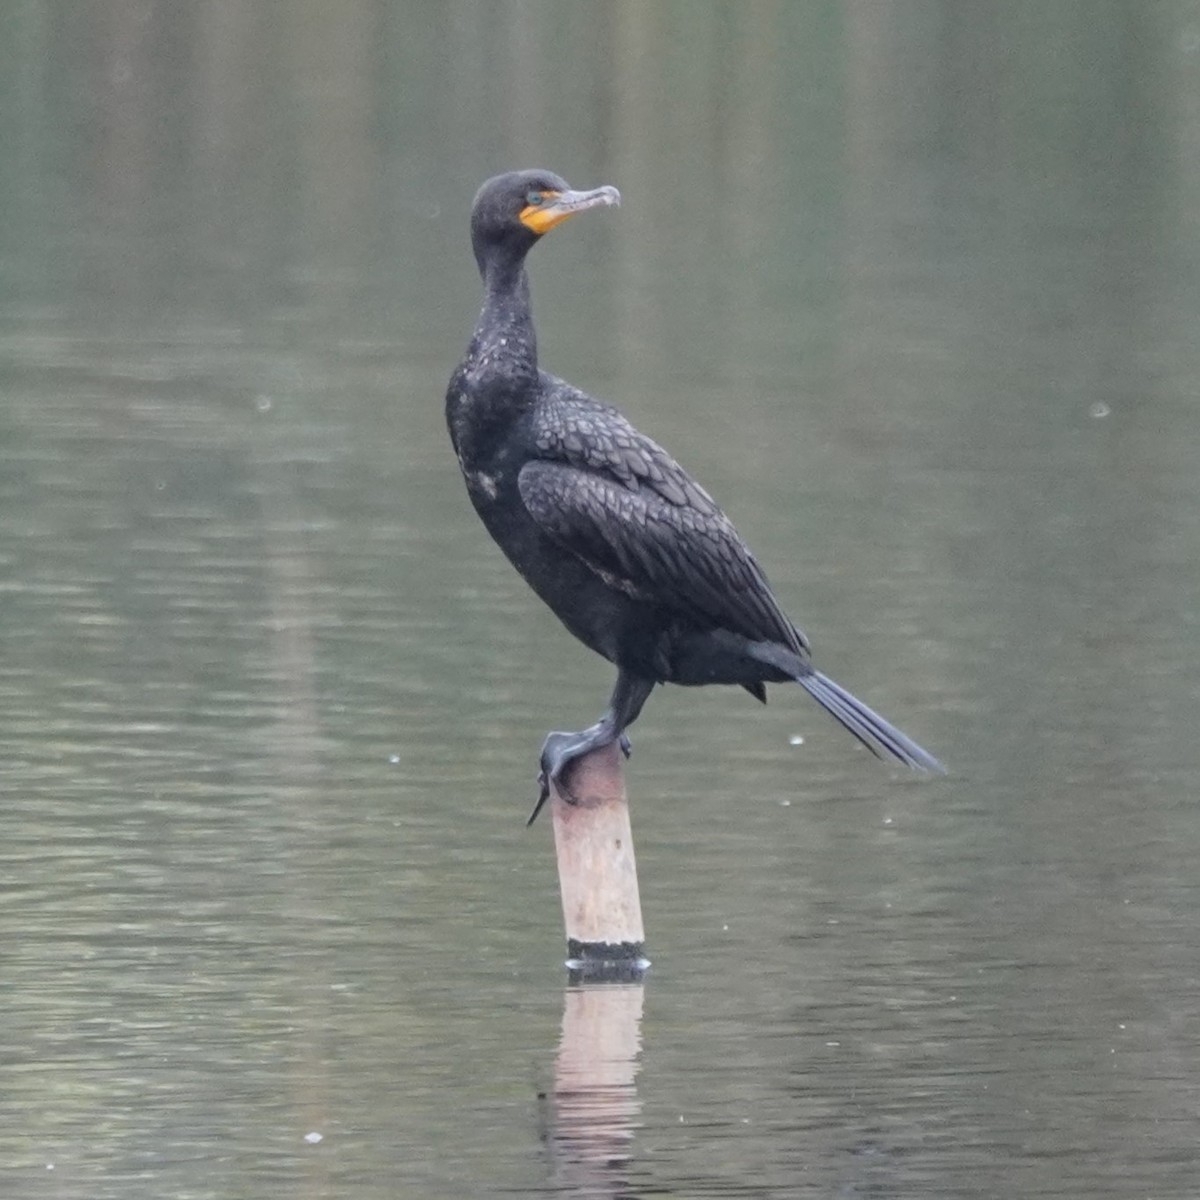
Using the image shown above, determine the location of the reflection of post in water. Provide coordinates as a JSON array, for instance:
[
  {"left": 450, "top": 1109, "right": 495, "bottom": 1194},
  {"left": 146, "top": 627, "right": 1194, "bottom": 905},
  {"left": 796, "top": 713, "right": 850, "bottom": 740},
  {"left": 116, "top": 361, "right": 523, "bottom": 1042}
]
[{"left": 542, "top": 981, "right": 646, "bottom": 1194}]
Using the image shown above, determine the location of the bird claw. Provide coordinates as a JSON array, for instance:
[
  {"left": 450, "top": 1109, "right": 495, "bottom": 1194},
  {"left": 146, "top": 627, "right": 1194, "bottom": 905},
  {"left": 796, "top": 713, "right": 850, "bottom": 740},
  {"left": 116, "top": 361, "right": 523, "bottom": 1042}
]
[
  {"left": 526, "top": 726, "right": 634, "bottom": 825},
  {"left": 528, "top": 728, "right": 617, "bottom": 825},
  {"left": 527, "top": 760, "right": 578, "bottom": 827},
  {"left": 527, "top": 772, "right": 553, "bottom": 827}
]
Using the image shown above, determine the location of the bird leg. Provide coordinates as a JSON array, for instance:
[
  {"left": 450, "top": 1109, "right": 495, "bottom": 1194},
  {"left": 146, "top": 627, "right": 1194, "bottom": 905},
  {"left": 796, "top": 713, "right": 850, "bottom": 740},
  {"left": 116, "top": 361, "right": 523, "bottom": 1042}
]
[{"left": 527, "top": 671, "right": 654, "bottom": 825}]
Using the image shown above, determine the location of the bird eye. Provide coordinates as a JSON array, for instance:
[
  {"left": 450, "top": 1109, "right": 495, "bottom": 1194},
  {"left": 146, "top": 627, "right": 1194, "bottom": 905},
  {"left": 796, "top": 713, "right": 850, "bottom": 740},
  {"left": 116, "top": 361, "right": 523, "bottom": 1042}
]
[{"left": 525, "top": 190, "right": 544, "bottom": 206}]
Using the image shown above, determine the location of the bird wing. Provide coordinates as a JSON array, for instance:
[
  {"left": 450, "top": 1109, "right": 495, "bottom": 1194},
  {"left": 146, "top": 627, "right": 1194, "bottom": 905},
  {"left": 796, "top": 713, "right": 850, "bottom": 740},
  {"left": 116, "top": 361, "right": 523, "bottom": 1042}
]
[
  {"left": 531, "top": 381, "right": 727, "bottom": 513},
  {"left": 518, "top": 406, "right": 807, "bottom": 654}
]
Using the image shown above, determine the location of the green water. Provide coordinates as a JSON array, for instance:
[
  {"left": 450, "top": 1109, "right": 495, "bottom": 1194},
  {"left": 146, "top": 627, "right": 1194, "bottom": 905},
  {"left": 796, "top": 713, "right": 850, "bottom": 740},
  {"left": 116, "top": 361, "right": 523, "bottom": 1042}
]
[{"left": 3, "top": 3, "right": 1200, "bottom": 1197}]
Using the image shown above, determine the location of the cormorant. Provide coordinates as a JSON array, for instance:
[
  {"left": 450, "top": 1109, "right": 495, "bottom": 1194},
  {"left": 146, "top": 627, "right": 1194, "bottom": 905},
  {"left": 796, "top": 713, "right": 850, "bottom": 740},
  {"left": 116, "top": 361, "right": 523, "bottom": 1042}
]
[{"left": 447, "top": 170, "right": 943, "bottom": 824}]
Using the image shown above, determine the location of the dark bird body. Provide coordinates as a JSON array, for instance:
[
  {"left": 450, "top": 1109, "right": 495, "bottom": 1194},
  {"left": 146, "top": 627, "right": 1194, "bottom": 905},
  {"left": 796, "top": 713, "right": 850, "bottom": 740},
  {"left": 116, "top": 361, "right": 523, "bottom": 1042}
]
[{"left": 447, "top": 171, "right": 943, "bottom": 822}]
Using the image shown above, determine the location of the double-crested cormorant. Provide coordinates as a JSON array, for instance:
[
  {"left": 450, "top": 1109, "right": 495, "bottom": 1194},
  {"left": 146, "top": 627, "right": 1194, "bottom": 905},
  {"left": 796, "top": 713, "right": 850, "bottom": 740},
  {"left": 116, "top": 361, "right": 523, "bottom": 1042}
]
[{"left": 447, "top": 170, "right": 943, "bottom": 823}]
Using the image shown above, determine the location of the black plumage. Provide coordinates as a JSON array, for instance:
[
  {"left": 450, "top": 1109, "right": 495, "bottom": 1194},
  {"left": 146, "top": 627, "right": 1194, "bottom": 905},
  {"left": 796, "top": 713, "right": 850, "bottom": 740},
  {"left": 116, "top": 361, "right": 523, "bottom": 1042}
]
[{"left": 447, "top": 170, "right": 943, "bottom": 822}]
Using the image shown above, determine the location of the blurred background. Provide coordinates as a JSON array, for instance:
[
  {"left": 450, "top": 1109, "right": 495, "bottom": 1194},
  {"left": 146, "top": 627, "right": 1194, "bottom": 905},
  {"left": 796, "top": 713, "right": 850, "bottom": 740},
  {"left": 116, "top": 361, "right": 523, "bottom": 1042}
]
[{"left": 3, "top": 2, "right": 1200, "bottom": 1197}]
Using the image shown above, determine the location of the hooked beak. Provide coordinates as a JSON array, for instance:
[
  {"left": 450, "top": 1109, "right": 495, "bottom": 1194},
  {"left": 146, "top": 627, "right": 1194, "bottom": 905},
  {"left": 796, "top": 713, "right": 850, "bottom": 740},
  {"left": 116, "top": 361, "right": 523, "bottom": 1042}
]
[{"left": 519, "top": 185, "right": 621, "bottom": 235}]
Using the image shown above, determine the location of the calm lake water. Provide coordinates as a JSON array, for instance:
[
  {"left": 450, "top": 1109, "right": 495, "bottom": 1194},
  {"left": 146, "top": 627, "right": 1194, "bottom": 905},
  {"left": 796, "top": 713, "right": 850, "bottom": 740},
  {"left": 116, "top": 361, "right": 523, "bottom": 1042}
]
[{"left": 3, "top": 3, "right": 1200, "bottom": 1197}]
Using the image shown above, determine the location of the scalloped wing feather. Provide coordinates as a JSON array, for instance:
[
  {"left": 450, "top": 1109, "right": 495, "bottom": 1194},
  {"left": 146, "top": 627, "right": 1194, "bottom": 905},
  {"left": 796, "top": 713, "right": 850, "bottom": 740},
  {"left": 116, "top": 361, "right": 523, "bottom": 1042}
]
[{"left": 518, "top": 457, "right": 805, "bottom": 654}]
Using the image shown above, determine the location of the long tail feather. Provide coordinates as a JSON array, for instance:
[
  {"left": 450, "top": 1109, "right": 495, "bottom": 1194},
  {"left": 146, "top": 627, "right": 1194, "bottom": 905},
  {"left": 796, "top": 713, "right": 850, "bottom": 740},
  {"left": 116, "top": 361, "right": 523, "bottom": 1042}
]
[{"left": 796, "top": 669, "right": 945, "bottom": 772}]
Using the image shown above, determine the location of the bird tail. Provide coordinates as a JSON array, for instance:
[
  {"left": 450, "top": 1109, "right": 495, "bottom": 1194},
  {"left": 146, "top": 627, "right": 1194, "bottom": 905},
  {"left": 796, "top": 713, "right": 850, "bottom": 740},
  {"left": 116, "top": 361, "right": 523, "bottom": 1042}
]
[{"left": 795, "top": 669, "right": 945, "bottom": 773}]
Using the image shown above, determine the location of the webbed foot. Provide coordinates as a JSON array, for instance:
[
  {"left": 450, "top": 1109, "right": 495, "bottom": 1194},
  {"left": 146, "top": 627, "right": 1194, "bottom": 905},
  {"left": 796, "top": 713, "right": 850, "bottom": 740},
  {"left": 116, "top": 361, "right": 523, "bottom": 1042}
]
[
  {"left": 527, "top": 724, "right": 618, "bottom": 826},
  {"left": 524, "top": 671, "right": 653, "bottom": 827}
]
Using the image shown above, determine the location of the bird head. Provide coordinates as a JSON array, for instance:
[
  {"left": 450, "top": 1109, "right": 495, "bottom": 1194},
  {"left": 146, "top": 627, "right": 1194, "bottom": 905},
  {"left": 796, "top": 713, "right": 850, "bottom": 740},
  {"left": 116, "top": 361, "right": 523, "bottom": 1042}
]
[{"left": 470, "top": 170, "right": 621, "bottom": 277}]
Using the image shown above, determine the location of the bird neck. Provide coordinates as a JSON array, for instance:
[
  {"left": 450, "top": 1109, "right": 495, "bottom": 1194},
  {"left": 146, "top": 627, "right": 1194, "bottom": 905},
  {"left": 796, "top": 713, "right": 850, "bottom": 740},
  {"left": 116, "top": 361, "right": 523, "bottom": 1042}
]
[{"left": 472, "top": 258, "right": 538, "bottom": 383}]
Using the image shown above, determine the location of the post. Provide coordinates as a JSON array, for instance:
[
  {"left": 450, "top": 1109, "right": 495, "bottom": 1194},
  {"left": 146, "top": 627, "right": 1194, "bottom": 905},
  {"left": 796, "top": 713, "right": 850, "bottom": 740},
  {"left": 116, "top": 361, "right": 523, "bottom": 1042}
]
[{"left": 549, "top": 741, "right": 648, "bottom": 980}]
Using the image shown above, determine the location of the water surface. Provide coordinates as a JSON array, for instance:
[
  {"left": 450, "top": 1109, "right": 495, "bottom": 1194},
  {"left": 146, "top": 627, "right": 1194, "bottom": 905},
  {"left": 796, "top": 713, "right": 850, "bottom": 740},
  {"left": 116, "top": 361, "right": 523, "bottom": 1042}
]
[{"left": 3, "top": 4, "right": 1200, "bottom": 1197}]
